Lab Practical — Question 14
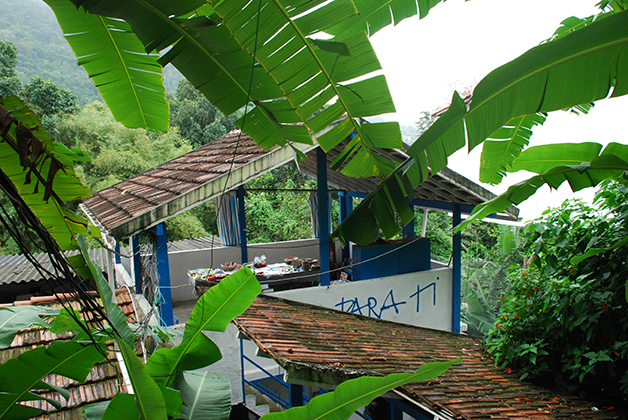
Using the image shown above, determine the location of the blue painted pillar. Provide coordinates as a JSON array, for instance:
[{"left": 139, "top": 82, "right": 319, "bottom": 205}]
[
  {"left": 132, "top": 235, "right": 142, "bottom": 295},
  {"left": 338, "top": 191, "right": 353, "bottom": 262},
  {"left": 154, "top": 223, "right": 174, "bottom": 326},
  {"left": 114, "top": 242, "right": 121, "bottom": 264},
  {"left": 402, "top": 219, "right": 415, "bottom": 239},
  {"left": 289, "top": 383, "right": 304, "bottom": 407},
  {"left": 317, "top": 148, "right": 331, "bottom": 286},
  {"left": 452, "top": 204, "right": 461, "bottom": 333},
  {"left": 238, "top": 185, "right": 248, "bottom": 264}
]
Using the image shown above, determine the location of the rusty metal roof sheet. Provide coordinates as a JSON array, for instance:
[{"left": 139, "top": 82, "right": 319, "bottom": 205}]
[
  {"left": 234, "top": 295, "right": 623, "bottom": 420},
  {"left": 82, "top": 128, "right": 519, "bottom": 240},
  {"left": 0, "top": 289, "right": 138, "bottom": 418}
]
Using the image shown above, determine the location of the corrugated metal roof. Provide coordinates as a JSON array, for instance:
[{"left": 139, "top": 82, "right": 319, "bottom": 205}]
[
  {"left": 0, "top": 248, "right": 110, "bottom": 286},
  {"left": 82, "top": 127, "right": 518, "bottom": 241},
  {"left": 1, "top": 289, "right": 137, "bottom": 419},
  {"left": 235, "top": 295, "right": 623, "bottom": 420}
]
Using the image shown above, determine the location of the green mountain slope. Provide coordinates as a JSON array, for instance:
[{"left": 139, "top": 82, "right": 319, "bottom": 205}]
[{"left": 0, "top": 0, "right": 182, "bottom": 104}]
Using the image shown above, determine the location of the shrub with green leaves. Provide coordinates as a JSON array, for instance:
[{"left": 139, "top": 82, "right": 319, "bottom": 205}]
[{"left": 485, "top": 183, "right": 628, "bottom": 403}]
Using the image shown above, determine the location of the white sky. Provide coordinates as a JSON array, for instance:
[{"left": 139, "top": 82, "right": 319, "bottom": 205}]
[{"left": 368, "top": 0, "right": 628, "bottom": 222}]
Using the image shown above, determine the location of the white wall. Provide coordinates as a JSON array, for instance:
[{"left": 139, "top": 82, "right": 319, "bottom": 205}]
[
  {"left": 271, "top": 268, "right": 453, "bottom": 331},
  {"left": 167, "top": 238, "right": 322, "bottom": 302}
]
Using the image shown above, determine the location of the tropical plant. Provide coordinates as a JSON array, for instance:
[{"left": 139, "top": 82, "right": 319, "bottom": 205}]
[
  {"left": 486, "top": 184, "right": 628, "bottom": 403},
  {"left": 334, "top": 2, "right": 628, "bottom": 246}
]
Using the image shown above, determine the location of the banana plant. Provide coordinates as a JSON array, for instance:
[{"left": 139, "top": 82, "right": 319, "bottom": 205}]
[
  {"left": 335, "top": 6, "right": 628, "bottom": 245},
  {"left": 48, "top": 0, "right": 447, "bottom": 179}
]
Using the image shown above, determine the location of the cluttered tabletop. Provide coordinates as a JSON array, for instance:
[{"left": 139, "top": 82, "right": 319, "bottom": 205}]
[{"left": 188, "top": 256, "right": 320, "bottom": 295}]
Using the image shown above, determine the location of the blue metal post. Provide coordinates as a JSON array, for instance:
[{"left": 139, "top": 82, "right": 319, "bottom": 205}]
[
  {"left": 402, "top": 219, "right": 415, "bottom": 239},
  {"left": 114, "top": 242, "right": 121, "bottom": 264},
  {"left": 289, "top": 383, "right": 304, "bottom": 407},
  {"left": 132, "top": 235, "right": 142, "bottom": 295},
  {"left": 240, "top": 339, "right": 247, "bottom": 407},
  {"left": 238, "top": 185, "right": 248, "bottom": 264},
  {"left": 154, "top": 223, "right": 174, "bottom": 326},
  {"left": 338, "top": 191, "right": 353, "bottom": 262},
  {"left": 452, "top": 204, "right": 461, "bottom": 333},
  {"left": 317, "top": 148, "right": 331, "bottom": 286}
]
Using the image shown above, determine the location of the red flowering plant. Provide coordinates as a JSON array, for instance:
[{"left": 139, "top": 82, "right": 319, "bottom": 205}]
[{"left": 485, "top": 182, "right": 628, "bottom": 404}]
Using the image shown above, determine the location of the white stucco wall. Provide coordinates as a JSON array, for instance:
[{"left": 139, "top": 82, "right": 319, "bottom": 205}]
[{"left": 270, "top": 267, "right": 453, "bottom": 331}]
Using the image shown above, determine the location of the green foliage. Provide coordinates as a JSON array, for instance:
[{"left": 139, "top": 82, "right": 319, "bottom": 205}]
[
  {"left": 55, "top": 103, "right": 191, "bottom": 191},
  {"left": 0, "top": 0, "right": 101, "bottom": 104},
  {"left": 263, "top": 358, "right": 458, "bottom": 420},
  {"left": 245, "top": 166, "right": 317, "bottom": 244},
  {"left": 337, "top": 5, "right": 628, "bottom": 245},
  {"left": 414, "top": 209, "right": 452, "bottom": 262},
  {"left": 0, "top": 39, "right": 21, "bottom": 98},
  {"left": 486, "top": 184, "right": 628, "bottom": 403},
  {"left": 169, "top": 79, "right": 239, "bottom": 148},
  {"left": 24, "top": 76, "right": 78, "bottom": 115}
]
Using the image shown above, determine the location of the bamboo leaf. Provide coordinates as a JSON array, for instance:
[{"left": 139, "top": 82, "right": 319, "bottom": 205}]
[
  {"left": 262, "top": 358, "right": 458, "bottom": 420},
  {"left": 43, "top": 0, "right": 169, "bottom": 132}
]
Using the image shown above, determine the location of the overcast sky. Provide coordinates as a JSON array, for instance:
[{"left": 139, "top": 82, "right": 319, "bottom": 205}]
[{"left": 368, "top": 0, "right": 627, "bottom": 222}]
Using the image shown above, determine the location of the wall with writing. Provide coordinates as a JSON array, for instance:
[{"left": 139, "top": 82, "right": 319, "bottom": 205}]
[{"left": 270, "top": 267, "right": 453, "bottom": 331}]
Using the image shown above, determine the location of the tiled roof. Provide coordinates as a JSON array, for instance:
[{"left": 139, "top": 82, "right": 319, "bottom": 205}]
[
  {"left": 82, "top": 130, "right": 300, "bottom": 239},
  {"left": 1, "top": 289, "right": 138, "bottom": 418},
  {"left": 82, "top": 128, "right": 519, "bottom": 240},
  {"left": 234, "top": 296, "right": 624, "bottom": 419}
]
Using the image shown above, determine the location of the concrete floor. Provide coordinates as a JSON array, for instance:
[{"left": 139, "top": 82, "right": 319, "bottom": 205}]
[{"left": 172, "top": 299, "right": 198, "bottom": 325}]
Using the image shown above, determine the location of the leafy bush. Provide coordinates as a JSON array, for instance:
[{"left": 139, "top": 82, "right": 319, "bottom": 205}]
[{"left": 486, "top": 183, "right": 628, "bottom": 403}]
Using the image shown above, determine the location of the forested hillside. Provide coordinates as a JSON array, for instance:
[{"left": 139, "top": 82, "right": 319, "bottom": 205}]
[{"left": 0, "top": 0, "right": 182, "bottom": 104}]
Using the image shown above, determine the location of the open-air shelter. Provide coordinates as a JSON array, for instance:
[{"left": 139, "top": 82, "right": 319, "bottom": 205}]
[{"left": 81, "top": 128, "right": 519, "bottom": 327}]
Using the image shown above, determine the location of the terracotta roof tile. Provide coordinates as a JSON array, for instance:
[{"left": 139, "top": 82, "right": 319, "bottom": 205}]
[
  {"left": 235, "top": 295, "right": 625, "bottom": 420},
  {"left": 1, "top": 289, "right": 138, "bottom": 418}
]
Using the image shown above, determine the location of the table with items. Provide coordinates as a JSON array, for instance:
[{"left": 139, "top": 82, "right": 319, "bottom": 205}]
[{"left": 188, "top": 257, "right": 320, "bottom": 296}]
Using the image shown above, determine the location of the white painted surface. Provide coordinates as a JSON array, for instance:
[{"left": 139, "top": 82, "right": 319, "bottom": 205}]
[
  {"left": 167, "top": 238, "right": 322, "bottom": 302},
  {"left": 271, "top": 268, "right": 453, "bottom": 331}
]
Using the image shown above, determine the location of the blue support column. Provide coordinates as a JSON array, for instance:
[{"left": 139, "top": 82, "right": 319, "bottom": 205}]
[
  {"left": 289, "top": 383, "right": 304, "bottom": 407},
  {"left": 238, "top": 185, "right": 248, "bottom": 264},
  {"left": 402, "top": 219, "right": 415, "bottom": 239},
  {"left": 132, "top": 235, "right": 142, "bottom": 295},
  {"left": 114, "top": 242, "right": 121, "bottom": 264},
  {"left": 317, "top": 148, "right": 331, "bottom": 286},
  {"left": 452, "top": 204, "right": 462, "bottom": 333},
  {"left": 154, "top": 223, "right": 174, "bottom": 326},
  {"left": 338, "top": 191, "right": 353, "bottom": 262}
]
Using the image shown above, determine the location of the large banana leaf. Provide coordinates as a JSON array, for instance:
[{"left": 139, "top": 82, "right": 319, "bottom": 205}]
[
  {"left": 43, "top": 0, "right": 169, "bottom": 132},
  {"left": 175, "top": 371, "right": 231, "bottom": 420},
  {"left": 459, "top": 142, "right": 628, "bottom": 229},
  {"left": 0, "top": 340, "right": 106, "bottom": 419},
  {"left": 326, "top": 0, "right": 444, "bottom": 36},
  {"left": 145, "top": 266, "right": 261, "bottom": 387},
  {"left": 262, "top": 358, "right": 458, "bottom": 420},
  {"left": 336, "top": 9, "right": 628, "bottom": 245},
  {"left": 0, "top": 306, "right": 59, "bottom": 348},
  {"left": 479, "top": 113, "right": 546, "bottom": 185},
  {"left": 0, "top": 97, "right": 99, "bottom": 268},
  {"left": 68, "top": 0, "right": 403, "bottom": 178}
]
